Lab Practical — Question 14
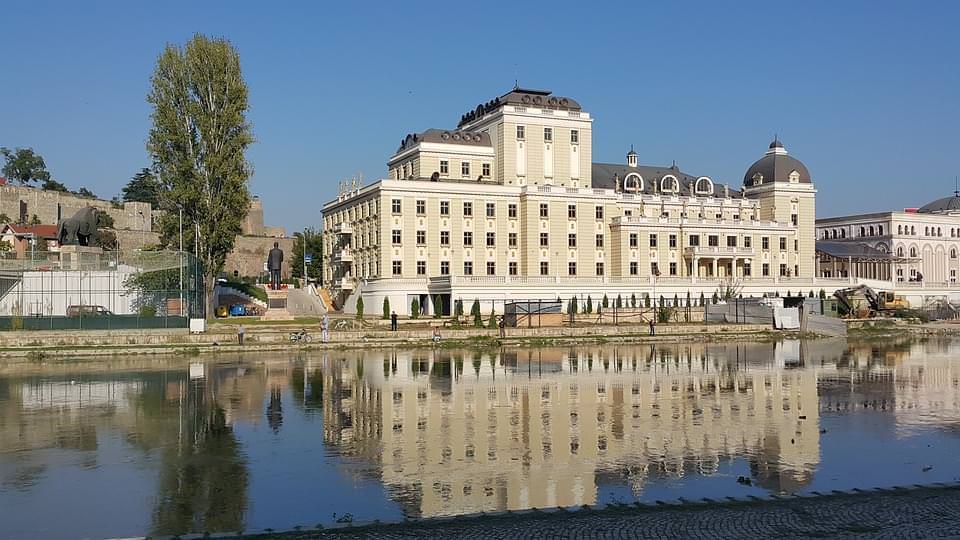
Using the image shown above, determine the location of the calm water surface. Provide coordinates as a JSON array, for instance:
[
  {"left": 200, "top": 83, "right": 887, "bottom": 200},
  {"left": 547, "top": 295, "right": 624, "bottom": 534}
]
[{"left": 1, "top": 338, "right": 959, "bottom": 539}]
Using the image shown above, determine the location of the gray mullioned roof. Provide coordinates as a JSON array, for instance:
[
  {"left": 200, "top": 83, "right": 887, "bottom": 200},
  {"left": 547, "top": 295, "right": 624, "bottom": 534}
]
[
  {"left": 457, "top": 88, "right": 581, "bottom": 128},
  {"left": 816, "top": 240, "right": 892, "bottom": 260},
  {"left": 591, "top": 163, "right": 743, "bottom": 199},
  {"left": 918, "top": 194, "right": 960, "bottom": 214},
  {"left": 743, "top": 140, "right": 811, "bottom": 187},
  {"left": 396, "top": 129, "right": 491, "bottom": 153}
]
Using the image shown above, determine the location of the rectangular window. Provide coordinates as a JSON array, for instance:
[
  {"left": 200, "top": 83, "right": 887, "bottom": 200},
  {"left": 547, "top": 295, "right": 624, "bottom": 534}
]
[
  {"left": 568, "top": 204, "right": 577, "bottom": 219},
  {"left": 744, "top": 236, "right": 752, "bottom": 248},
  {"left": 539, "top": 203, "right": 549, "bottom": 218},
  {"left": 743, "top": 263, "right": 751, "bottom": 277},
  {"left": 461, "top": 161, "right": 470, "bottom": 177},
  {"left": 540, "top": 261, "right": 549, "bottom": 275},
  {"left": 486, "top": 202, "right": 495, "bottom": 217},
  {"left": 669, "top": 262, "right": 677, "bottom": 276},
  {"left": 779, "top": 263, "right": 787, "bottom": 276},
  {"left": 440, "top": 200, "right": 449, "bottom": 215},
  {"left": 791, "top": 213, "right": 798, "bottom": 226},
  {"left": 391, "top": 199, "right": 401, "bottom": 214},
  {"left": 629, "top": 233, "right": 638, "bottom": 248},
  {"left": 416, "top": 200, "right": 425, "bottom": 214},
  {"left": 416, "top": 261, "right": 426, "bottom": 275},
  {"left": 689, "top": 234, "right": 700, "bottom": 247},
  {"left": 540, "top": 232, "right": 549, "bottom": 247},
  {"left": 392, "top": 261, "right": 402, "bottom": 275},
  {"left": 486, "top": 261, "right": 496, "bottom": 275},
  {"left": 595, "top": 262, "right": 604, "bottom": 276},
  {"left": 440, "top": 231, "right": 450, "bottom": 245},
  {"left": 669, "top": 234, "right": 677, "bottom": 248},
  {"left": 568, "top": 233, "right": 577, "bottom": 248},
  {"left": 568, "top": 262, "right": 577, "bottom": 276},
  {"left": 651, "top": 262, "right": 660, "bottom": 276},
  {"left": 779, "top": 237, "right": 787, "bottom": 250},
  {"left": 762, "top": 263, "right": 770, "bottom": 276},
  {"left": 486, "top": 232, "right": 495, "bottom": 247},
  {"left": 629, "top": 261, "right": 638, "bottom": 275},
  {"left": 509, "top": 232, "right": 517, "bottom": 247},
  {"left": 649, "top": 234, "right": 657, "bottom": 247},
  {"left": 727, "top": 236, "right": 737, "bottom": 247},
  {"left": 440, "top": 160, "right": 449, "bottom": 175},
  {"left": 463, "top": 202, "right": 472, "bottom": 216},
  {"left": 762, "top": 236, "right": 770, "bottom": 250},
  {"left": 708, "top": 235, "right": 719, "bottom": 247},
  {"left": 416, "top": 230, "right": 426, "bottom": 245},
  {"left": 440, "top": 261, "right": 450, "bottom": 275},
  {"left": 463, "top": 231, "right": 473, "bottom": 246},
  {"left": 595, "top": 234, "right": 604, "bottom": 248},
  {"left": 794, "top": 239, "right": 799, "bottom": 251},
  {"left": 595, "top": 205, "right": 604, "bottom": 219},
  {"left": 516, "top": 125, "right": 525, "bottom": 139},
  {"left": 544, "top": 127, "right": 552, "bottom": 142},
  {"left": 508, "top": 203, "right": 517, "bottom": 218},
  {"left": 509, "top": 261, "right": 518, "bottom": 275},
  {"left": 570, "top": 129, "right": 579, "bottom": 144},
  {"left": 463, "top": 261, "right": 473, "bottom": 275},
  {"left": 392, "top": 229, "right": 401, "bottom": 245},
  {"left": 482, "top": 163, "right": 491, "bottom": 177}
]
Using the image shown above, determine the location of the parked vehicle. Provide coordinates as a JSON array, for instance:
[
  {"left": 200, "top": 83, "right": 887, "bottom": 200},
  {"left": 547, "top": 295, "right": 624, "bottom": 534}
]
[
  {"left": 229, "top": 304, "right": 247, "bottom": 317},
  {"left": 289, "top": 329, "right": 313, "bottom": 343},
  {"left": 66, "top": 305, "right": 113, "bottom": 317}
]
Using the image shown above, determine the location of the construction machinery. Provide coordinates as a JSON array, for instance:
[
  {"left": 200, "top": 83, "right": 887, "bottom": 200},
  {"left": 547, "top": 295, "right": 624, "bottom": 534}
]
[{"left": 833, "top": 285, "right": 908, "bottom": 317}]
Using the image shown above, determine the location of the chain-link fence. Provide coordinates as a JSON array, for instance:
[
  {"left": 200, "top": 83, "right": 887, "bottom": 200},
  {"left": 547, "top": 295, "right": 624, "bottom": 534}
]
[{"left": 0, "top": 249, "right": 203, "bottom": 331}]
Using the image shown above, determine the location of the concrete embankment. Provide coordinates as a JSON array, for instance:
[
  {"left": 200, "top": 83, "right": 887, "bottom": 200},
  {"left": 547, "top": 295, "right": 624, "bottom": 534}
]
[{"left": 0, "top": 323, "right": 774, "bottom": 359}]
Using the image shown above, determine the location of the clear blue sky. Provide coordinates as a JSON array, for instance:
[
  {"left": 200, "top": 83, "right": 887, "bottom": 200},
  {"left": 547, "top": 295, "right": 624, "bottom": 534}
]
[{"left": 1, "top": 1, "right": 957, "bottom": 232}]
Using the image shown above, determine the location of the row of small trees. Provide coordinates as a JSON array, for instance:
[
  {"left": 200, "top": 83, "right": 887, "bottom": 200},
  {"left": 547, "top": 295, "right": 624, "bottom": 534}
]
[{"left": 372, "top": 296, "right": 497, "bottom": 328}]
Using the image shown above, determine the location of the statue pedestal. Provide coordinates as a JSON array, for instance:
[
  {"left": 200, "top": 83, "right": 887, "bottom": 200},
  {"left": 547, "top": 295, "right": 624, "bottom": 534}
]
[
  {"left": 59, "top": 245, "right": 104, "bottom": 270},
  {"left": 262, "top": 288, "right": 294, "bottom": 321}
]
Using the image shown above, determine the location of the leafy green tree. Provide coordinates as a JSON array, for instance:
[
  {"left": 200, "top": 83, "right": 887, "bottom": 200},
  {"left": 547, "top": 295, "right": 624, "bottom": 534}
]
[
  {"left": 644, "top": 294, "right": 650, "bottom": 308},
  {"left": 0, "top": 147, "right": 51, "bottom": 185},
  {"left": 147, "top": 34, "right": 254, "bottom": 317},
  {"left": 41, "top": 178, "right": 68, "bottom": 192},
  {"left": 122, "top": 167, "right": 162, "bottom": 205},
  {"left": 711, "top": 292, "right": 719, "bottom": 304},
  {"left": 586, "top": 296, "right": 593, "bottom": 314},
  {"left": 291, "top": 227, "right": 323, "bottom": 280},
  {"left": 74, "top": 187, "right": 97, "bottom": 199},
  {"left": 28, "top": 214, "right": 40, "bottom": 225},
  {"left": 602, "top": 294, "right": 609, "bottom": 308},
  {"left": 630, "top": 293, "right": 637, "bottom": 308},
  {"left": 411, "top": 297, "right": 420, "bottom": 319},
  {"left": 454, "top": 299, "right": 464, "bottom": 318},
  {"left": 487, "top": 307, "right": 497, "bottom": 329},
  {"left": 471, "top": 299, "right": 482, "bottom": 327},
  {"left": 433, "top": 295, "right": 444, "bottom": 318},
  {"left": 819, "top": 289, "right": 827, "bottom": 299},
  {"left": 700, "top": 292, "right": 706, "bottom": 306},
  {"left": 809, "top": 290, "right": 815, "bottom": 298},
  {"left": 0, "top": 240, "right": 12, "bottom": 252},
  {"left": 568, "top": 297, "right": 578, "bottom": 318},
  {"left": 355, "top": 296, "right": 364, "bottom": 320},
  {"left": 382, "top": 297, "right": 390, "bottom": 319},
  {"left": 0, "top": 213, "right": 9, "bottom": 224},
  {"left": 98, "top": 212, "right": 115, "bottom": 229},
  {"left": 616, "top": 294, "right": 622, "bottom": 308}
]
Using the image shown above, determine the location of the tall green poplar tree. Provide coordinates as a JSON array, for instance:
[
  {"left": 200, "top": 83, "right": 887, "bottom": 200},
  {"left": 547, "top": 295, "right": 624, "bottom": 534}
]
[{"left": 147, "top": 34, "right": 254, "bottom": 317}]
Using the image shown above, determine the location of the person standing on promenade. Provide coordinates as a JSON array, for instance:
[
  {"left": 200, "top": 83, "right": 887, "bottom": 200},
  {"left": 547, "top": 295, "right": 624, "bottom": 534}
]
[
  {"left": 648, "top": 318, "right": 655, "bottom": 336},
  {"left": 321, "top": 312, "right": 329, "bottom": 343},
  {"left": 238, "top": 323, "right": 245, "bottom": 345},
  {"left": 498, "top": 316, "right": 506, "bottom": 338},
  {"left": 391, "top": 311, "right": 398, "bottom": 331}
]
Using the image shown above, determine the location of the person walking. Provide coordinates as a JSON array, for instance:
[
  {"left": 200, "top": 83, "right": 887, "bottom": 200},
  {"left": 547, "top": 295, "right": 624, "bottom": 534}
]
[
  {"left": 237, "top": 324, "right": 245, "bottom": 345},
  {"left": 498, "top": 316, "right": 506, "bottom": 338},
  {"left": 648, "top": 319, "right": 655, "bottom": 336},
  {"left": 391, "top": 311, "right": 398, "bottom": 332},
  {"left": 321, "top": 313, "right": 329, "bottom": 343}
]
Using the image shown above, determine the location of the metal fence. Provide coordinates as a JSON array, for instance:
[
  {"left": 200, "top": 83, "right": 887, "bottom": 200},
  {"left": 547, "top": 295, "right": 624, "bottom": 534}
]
[{"left": 0, "top": 249, "right": 203, "bottom": 331}]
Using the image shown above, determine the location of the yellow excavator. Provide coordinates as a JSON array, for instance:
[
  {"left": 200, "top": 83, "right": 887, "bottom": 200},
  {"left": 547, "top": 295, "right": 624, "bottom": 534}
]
[{"left": 833, "top": 285, "right": 907, "bottom": 318}]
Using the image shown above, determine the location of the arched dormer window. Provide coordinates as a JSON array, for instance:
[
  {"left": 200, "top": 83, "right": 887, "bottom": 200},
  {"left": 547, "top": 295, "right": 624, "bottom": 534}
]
[
  {"left": 868, "top": 226, "right": 875, "bottom": 236},
  {"left": 898, "top": 225, "right": 903, "bottom": 235},
  {"left": 925, "top": 226, "right": 929, "bottom": 236},
  {"left": 623, "top": 173, "right": 643, "bottom": 193},
  {"left": 911, "top": 226, "right": 916, "bottom": 235},
  {"left": 841, "top": 229, "right": 847, "bottom": 238},
  {"left": 695, "top": 176, "right": 714, "bottom": 195},
  {"left": 788, "top": 170, "right": 800, "bottom": 184},
  {"left": 860, "top": 226, "right": 866, "bottom": 237},
  {"left": 660, "top": 175, "right": 679, "bottom": 194},
  {"left": 938, "top": 227, "right": 942, "bottom": 236},
  {"left": 831, "top": 229, "right": 837, "bottom": 239},
  {"left": 910, "top": 247, "right": 918, "bottom": 258},
  {"left": 897, "top": 246, "right": 904, "bottom": 257},
  {"left": 952, "top": 248, "right": 958, "bottom": 259}
]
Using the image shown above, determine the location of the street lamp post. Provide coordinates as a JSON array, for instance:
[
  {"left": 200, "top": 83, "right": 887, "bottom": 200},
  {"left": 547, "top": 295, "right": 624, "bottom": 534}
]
[
  {"left": 303, "top": 227, "right": 308, "bottom": 287},
  {"left": 178, "top": 206, "right": 183, "bottom": 316}
]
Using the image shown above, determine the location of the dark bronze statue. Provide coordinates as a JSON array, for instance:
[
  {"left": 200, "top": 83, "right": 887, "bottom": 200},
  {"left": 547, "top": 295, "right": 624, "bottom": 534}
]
[
  {"left": 57, "top": 207, "right": 100, "bottom": 246},
  {"left": 267, "top": 241, "right": 283, "bottom": 289}
]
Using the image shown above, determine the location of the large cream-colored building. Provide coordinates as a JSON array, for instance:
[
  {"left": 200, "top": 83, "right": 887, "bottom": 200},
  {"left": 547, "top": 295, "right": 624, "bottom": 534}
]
[{"left": 322, "top": 88, "right": 822, "bottom": 314}]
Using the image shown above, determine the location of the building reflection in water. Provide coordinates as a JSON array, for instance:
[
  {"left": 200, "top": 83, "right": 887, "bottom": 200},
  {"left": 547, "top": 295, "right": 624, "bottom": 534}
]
[{"left": 1, "top": 337, "right": 959, "bottom": 532}]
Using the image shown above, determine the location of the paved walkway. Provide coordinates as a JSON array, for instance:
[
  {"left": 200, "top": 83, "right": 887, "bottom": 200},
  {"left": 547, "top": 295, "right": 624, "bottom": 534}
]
[{"left": 229, "top": 485, "right": 960, "bottom": 540}]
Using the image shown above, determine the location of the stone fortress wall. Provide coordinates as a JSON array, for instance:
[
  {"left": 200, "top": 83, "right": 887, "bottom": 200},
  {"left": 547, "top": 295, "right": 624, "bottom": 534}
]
[{"left": 0, "top": 184, "right": 152, "bottom": 231}]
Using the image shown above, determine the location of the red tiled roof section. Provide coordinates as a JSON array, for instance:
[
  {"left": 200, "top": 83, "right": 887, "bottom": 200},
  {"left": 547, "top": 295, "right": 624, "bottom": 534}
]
[{"left": 3, "top": 224, "right": 59, "bottom": 239}]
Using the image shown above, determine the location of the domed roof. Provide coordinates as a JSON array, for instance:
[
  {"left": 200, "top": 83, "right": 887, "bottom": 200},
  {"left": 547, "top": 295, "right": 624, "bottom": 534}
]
[
  {"left": 918, "top": 194, "right": 960, "bottom": 214},
  {"left": 743, "top": 139, "right": 811, "bottom": 188}
]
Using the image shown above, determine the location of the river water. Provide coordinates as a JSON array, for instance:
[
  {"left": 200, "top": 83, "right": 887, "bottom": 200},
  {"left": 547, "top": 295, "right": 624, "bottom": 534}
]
[{"left": 1, "top": 337, "right": 958, "bottom": 539}]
